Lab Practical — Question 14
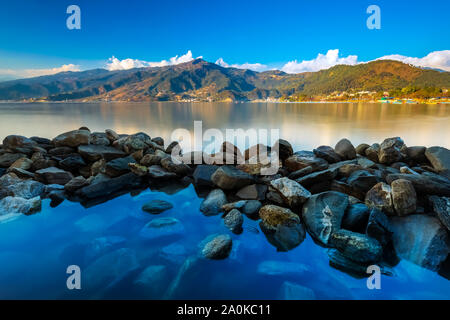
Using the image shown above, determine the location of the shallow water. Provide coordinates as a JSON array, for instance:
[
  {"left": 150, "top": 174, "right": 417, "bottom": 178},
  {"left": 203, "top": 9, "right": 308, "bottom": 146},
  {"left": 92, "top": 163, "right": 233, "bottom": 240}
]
[{"left": 0, "top": 102, "right": 449, "bottom": 299}]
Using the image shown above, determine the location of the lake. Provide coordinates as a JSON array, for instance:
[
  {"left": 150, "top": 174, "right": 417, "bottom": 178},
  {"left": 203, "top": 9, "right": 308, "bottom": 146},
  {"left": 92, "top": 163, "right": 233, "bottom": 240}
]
[{"left": 0, "top": 102, "right": 449, "bottom": 300}]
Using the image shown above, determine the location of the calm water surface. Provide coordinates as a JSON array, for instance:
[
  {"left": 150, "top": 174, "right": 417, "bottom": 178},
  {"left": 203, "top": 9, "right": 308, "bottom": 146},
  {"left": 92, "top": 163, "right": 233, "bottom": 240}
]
[{"left": 0, "top": 102, "right": 449, "bottom": 299}]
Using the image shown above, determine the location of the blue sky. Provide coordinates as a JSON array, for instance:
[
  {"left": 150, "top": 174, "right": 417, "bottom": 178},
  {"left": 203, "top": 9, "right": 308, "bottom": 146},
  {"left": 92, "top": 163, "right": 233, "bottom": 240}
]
[{"left": 0, "top": 0, "right": 449, "bottom": 78}]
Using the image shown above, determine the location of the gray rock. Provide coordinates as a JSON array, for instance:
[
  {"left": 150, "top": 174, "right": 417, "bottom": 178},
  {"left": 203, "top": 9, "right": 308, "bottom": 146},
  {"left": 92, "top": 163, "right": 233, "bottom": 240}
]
[
  {"left": 379, "top": 137, "right": 405, "bottom": 164},
  {"left": 192, "top": 165, "right": 218, "bottom": 187},
  {"left": 391, "top": 179, "right": 417, "bottom": 216},
  {"left": 133, "top": 265, "right": 168, "bottom": 297},
  {"left": 104, "top": 156, "right": 136, "bottom": 177},
  {"left": 0, "top": 153, "right": 25, "bottom": 168},
  {"left": 357, "top": 157, "right": 376, "bottom": 169},
  {"left": 270, "top": 177, "right": 311, "bottom": 208},
  {"left": 428, "top": 196, "right": 450, "bottom": 231},
  {"left": 147, "top": 165, "right": 177, "bottom": 179},
  {"left": 0, "top": 174, "right": 45, "bottom": 199},
  {"left": 425, "top": 146, "right": 450, "bottom": 177},
  {"left": 139, "top": 217, "right": 185, "bottom": 240},
  {"left": 241, "top": 200, "right": 262, "bottom": 218},
  {"left": 272, "top": 139, "right": 293, "bottom": 161},
  {"left": 2, "top": 135, "right": 37, "bottom": 154},
  {"left": 78, "top": 145, "right": 126, "bottom": 162},
  {"left": 200, "top": 189, "right": 227, "bottom": 216},
  {"left": 347, "top": 170, "right": 379, "bottom": 193},
  {"left": 313, "top": 145, "right": 342, "bottom": 163},
  {"left": 35, "top": 167, "right": 74, "bottom": 185},
  {"left": 330, "top": 229, "right": 383, "bottom": 263},
  {"left": 279, "top": 281, "right": 316, "bottom": 300},
  {"left": 224, "top": 209, "right": 244, "bottom": 234},
  {"left": 53, "top": 130, "right": 90, "bottom": 148},
  {"left": 211, "top": 165, "right": 254, "bottom": 190},
  {"left": 152, "top": 137, "right": 164, "bottom": 147},
  {"left": 0, "top": 196, "right": 41, "bottom": 215},
  {"left": 301, "top": 191, "right": 349, "bottom": 246},
  {"left": 356, "top": 143, "right": 370, "bottom": 156},
  {"left": 59, "top": 154, "right": 86, "bottom": 172},
  {"left": 342, "top": 203, "right": 370, "bottom": 232},
  {"left": 288, "top": 166, "right": 313, "bottom": 180},
  {"left": 386, "top": 173, "right": 450, "bottom": 196},
  {"left": 295, "top": 168, "right": 337, "bottom": 188},
  {"left": 64, "top": 176, "right": 88, "bottom": 192},
  {"left": 365, "top": 143, "right": 380, "bottom": 162},
  {"left": 390, "top": 214, "right": 449, "bottom": 271},
  {"left": 365, "top": 182, "right": 394, "bottom": 215},
  {"left": 76, "top": 172, "right": 142, "bottom": 199},
  {"left": 365, "top": 208, "right": 392, "bottom": 246},
  {"left": 201, "top": 234, "right": 232, "bottom": 259},
  {"left": 142, "top": 199, "right": 173, "bottom": 214},
  {"left": 89, "top": 132, "right": 110, "bottom": 146},
  {"left": 105, "top": 129, "right": 120, "bottom": 142},
  {"left": 334, "top": 138, "right": 356, "bottom": 160},
  {"left": 259, "top": 205, "right": 306, "bottom": 251},
  {"left": 285, "top": 151, "right": 328, "bottom": 172},
  {"left": 407, "top": 146, "right": 427, "bottom": 163},
  {"left": 160, "top": 157, "right": 191, "bottom": 177},
  {"left": 236, "top": 184, "right": 267, "bottom": 200},
  {"left": 140, "top": 153, "right": 162, "bottom": 166}
]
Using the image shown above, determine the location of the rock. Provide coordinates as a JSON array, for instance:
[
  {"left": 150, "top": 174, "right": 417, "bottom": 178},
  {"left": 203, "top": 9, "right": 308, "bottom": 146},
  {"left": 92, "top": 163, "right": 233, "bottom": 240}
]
[
  {"left": 428, "top": 196, "right": 450, "bottom": 231},
  {"left": 200, "top": 189, "right": 227, "bottom": 216},
  {"left": 279, "top": 282, "right": 316, "bottom": 300},
  {"left": 48, "top": 190, "right": 65, "bottom": 207},
  {"left": 115, "top": 132, "right": 152, "bottom": 153},
  {"left": 337, "top": 163, "right": 363, "bottom": 177},
  {"left": 285, "top": 151, "right": 328, "bottom": 172},
  {"left": 301, "top": 191, "right": 349, "bottom": 246},
  {"left": 139, "top": 217, "right": 185, "bottom": 240},
  {"left": 222, "top": 200, "right": 247, "bottom": 212},
  {"left": 48, "top": 146, "right": 75, "bottom": 157},
  {"left": 236, "top": 184, "right": 267, "bottom": 200},
  {"left": 357, "top": 157, "right": 376, "bottom": 169},
  {"left": 104, "top": 155, "right": 136, "bottom": 177},
  {"left": 391, "top": 179, "right": 417, "bottom": 216},
  {"left": 365, "top": 208, "right": 392, "bottom": 246},
  {"left": 201, "top": 234, "right": 232, "bottom": 259},
  {"left": 128, "top": 163, "right": 148, "bottom": 176},
  {"left": 165, "top": 141, "right": 181, "bottom": 155},
  {"left": 224, "top": 209, "right": 244, "bottom": 234},
  {"left": 140, "top": 153, "right": 162, "bottom": 166},
  {"left": 407, "top": 146, "right": 427, "bottom": 163},
  {"left": 9, "top": 168, "right": 34, "bottom": 179},
  {"left": 59, "top": 154, "right": 86, "bottom": 172},
  {"left": 0, "top": 153, "right": 25, "bottom": 168},
  {"left": 313, "top": 146, "right": 342, "bottom": 163},
  {"left": 0, "top": 196, "right": 41, "bottom": 215},
  {"left": 241, "top": 200, "right": 262, "bottom": 218},
  {"left": 142, "top": 200, "right": 173, "bottom": 214},
  {"left": 272, "top": 139, "right": 293, "bottom": 161},
  {"left": 356, "top": 143, "right": 370, "bottom": 155},
  {"left": 390, "top": 215, "right": 449, "bottom": 271},
  {"left": 334, "top": 138, "right": 356, "bottom": 160},
  {"left": 347, "top": 170, "right": 379, "bottom": 193},
  {"left": 342, "top": 203, "right": 370, "bottom": 233},
  {"left": 76, "top": 172, "right": 142, "bottom": 200},
  {"left": 105, "top": 129, "right": 120, "bottom": 143},
  {"left": 244, "top": 144, "right": 270, "bottom": 160},
  {"left": 379, "top": 137, "right": 405, "bottom": 164},
  {"left": 160, "top": 157, "right": 191, "bottom": 177},
  {"left": 133, "top": 265, "right": 168, "bottom": 297},
  {"left": 192, "top": 165, "right": 218, "bottom": 187},
  {"left": 90, "top": 159, "right": 106, "bottom": 176},
  {"left": 0, "top": 174, "right": 45, "bottom": 199},
  {"left": 131, "top": 149, "right": 144, "bottom": 162},
  {"left": 270, "top": 177, "right": 311, "bottom": 208},
  {"left": 425, "top": 146, "right": 450, "bottom": 176},
  {"left": 330, "top": 229, "right": 383, "bottom": 263},
  {"left": 2, "top": 135, "right": 37, "bottom": 154},
  {"left": 35, "top": 167, "right": 74, "bottom": 185},
  {"left": 288, "top": 166, "right": 313, "bottom": 180},
  {"left": 211, "top": 166, "right": 254, "bottom": 190},
  {"left": 89, "top": 132, "right": 110, "bottom": 146},
  {"left": 259, "top": 205, "right": 306, "bottom": 251},
  {"left": 53, "top": 130, "right": 90, "bottom": 147},
  {"left": 365, "top": 182, "right": 394, "bottom": 215},
  {"left": 147, "top": 165, "right": 177, "bottom": 179},
  {"left": 152, "top": 137, "right": 164, "bottom": 147},
  {"left": 257, "top": 260, "right": 309, "bottom": 277},
  {"left": 386, "top": 173, "right": 450, "bottom": 197},
  {"left": 400, "top": 166, "right": 419, "bottom": 175},
  {"left": 295, "top": 168, "right": 337, "bottom": 188},
  {"left": 7, "top": 157, "right": 32, "bottom": 172},
  {"left": 78, "top": 145, "right": 126, "bottom": 162},
  {"left": 64, "top": 176, "right": 88, "bottom": 192},
  {"left": 365, "top": 143, "right": 380, "bottom": 162}
]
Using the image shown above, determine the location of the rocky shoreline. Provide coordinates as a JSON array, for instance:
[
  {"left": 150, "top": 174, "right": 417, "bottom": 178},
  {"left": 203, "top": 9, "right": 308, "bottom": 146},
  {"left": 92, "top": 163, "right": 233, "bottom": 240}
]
[{"left": 0, "top": 128, "right": 449, "bottom": 278}]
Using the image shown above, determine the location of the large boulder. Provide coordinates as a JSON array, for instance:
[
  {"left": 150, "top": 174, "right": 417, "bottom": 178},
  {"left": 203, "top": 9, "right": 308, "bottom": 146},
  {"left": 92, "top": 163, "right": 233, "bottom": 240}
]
[
  {"left": 342, "top": 203, "right": 370, "bottom": 233},
  {"left": 201, "top": 234, "right": 232, "bottom": 259},
  {"left": 59, "top": 154, "right": 86, "bottom": 172},
  {"left": 200, "top": 189, "right": 227, "bottom": 216},
  {"left": 259, "top": 205, "right": 306, "bottom": 251},
  {"left": 425, "top": 146, "right": 450, "bottom": 177},
  {"left": 390, "top": 215, "right": 449, "bottom": 271},
  {"left": 76, "top": 172, "right": 142, "bottom": 200},
  {"left": 0, "top": 174, "right": 45, "bottom": 199},
  {"left": 428, "top": 196, "right": 450, "bottom": 231},
  {"left": 386, "top": 173, "right": 450, "bottom": 197},
  {"left": 2, "top": 135, "right": 37, "bottom": 154},
  {"left": 53, "top": 130, "right": 90, "bottom": 147},
  {"left": 295, "top": 168, "right": 337, "bottom": 188},
  {"left": 78, "top": 145, "right": 126, "bottom": 162},
  {"left": 0, "top": 196, "right": 41, "bottom": 215},
  {"left": 330, "top": 229, "right": 383, "bottom": 263},
  {"left": 391, "top": 179, "right": 417, "bottom": 216},
  {"left": 192, "top": 165, "right": 218, "bottom": 187},
  {"left": 334, "top": 138, "right": 356, "bottom": 160},
  {"left": 35, "top": 167, "right": 74, "bottom": 185},
  {"left": 272, "top": 139, "right": 293, "bottom": 161},
  {"left": 301, "top": 191, "right": 349, "bottom": 247},
  {"left": 313, "top": 146, "right": 342, "bottom": 163},
  {"left": 406, "top": 146, "right": 427, "bottom": 163},
  {"left": 211, "top": 166, "right": 255, "bottom": 190},
  {"left": 270, "top": 177, "right": 311, "bottom": 208},
  {"left": 365, "top": 208, "right": 392, "bottom": 246},
  {"left": 104, "top": 156, "right": 136, "bottom": 177},
  {"left": 365, "top": 182, "right": 394, "bottom": 215},
  {"left": 378, "top": 137, "right": 405, "bottom": 164},
  {"left": 0, "top": 153, "right": 25, "bottom": 168},
  {"left": 346, "top": 170, "right": 379, "bottom": 193},
  {"left": 285, "top": 151, "right": 328, "bottom": 172}
]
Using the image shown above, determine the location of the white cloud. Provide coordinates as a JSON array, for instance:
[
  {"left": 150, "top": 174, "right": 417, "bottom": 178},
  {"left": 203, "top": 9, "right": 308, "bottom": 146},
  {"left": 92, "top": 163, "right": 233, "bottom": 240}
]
[
  {"left": 106, "top": 50, "right": 200, "bottom": 71},
  {"left": 376, "top": 50, "right": 450, "bottom": 72},
  {"left": 215, "top": 58, "right": 268, "bottom": 72},
  {"left": 0, "top": 64, "right": 80, "bottom": 80},
  {"left": 280, "top": 49, "right": 358, "bottom": 74}
]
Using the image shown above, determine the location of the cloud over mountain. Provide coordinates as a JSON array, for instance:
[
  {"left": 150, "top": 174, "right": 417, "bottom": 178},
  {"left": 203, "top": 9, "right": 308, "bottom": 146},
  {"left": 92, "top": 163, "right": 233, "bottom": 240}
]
[
  {"left": 0, "top": 64, "right": 80, "bottom": 79},
  {"left": 376, "top": 50, "right": 450, "bottom": 72},
  {"left": 215, "top": 58, "right": 268, "bottom": 72}
]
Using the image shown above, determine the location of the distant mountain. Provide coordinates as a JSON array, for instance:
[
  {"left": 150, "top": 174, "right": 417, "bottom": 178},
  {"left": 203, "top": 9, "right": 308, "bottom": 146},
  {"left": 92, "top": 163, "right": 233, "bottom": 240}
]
[{"left": 0, "top": 59, "right": 449, "bottom": 101}]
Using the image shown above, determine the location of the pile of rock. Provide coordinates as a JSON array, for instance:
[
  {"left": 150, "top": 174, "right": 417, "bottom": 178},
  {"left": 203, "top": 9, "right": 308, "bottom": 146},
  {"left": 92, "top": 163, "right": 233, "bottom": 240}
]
[{"left": 1, "top": 130, "right": 449, "bottom": 275}]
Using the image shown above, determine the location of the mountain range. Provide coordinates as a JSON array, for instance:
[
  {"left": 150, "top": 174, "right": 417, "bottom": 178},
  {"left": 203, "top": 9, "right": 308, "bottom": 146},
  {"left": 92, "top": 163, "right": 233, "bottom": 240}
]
[{"left": 0, "top": 59, "right": 449, "bottom": 102}]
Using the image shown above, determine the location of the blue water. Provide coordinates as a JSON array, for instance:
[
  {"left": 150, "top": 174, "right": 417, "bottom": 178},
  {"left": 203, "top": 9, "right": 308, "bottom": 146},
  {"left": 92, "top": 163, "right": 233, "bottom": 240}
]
[{"left": 0, "top": 183, "right": 448, "bottom": 300}]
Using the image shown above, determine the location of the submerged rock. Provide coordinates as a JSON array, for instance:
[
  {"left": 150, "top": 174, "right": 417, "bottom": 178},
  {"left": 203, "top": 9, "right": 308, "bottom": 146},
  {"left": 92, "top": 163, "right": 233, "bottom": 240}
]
[
  {"left": 390, "top": 214, "right": 449, "bottom": 271},
  {"left": 330, "top": 229, "right": 383, "bottom": 263},
  {"left": 201, "top": 234, "right": 232, "bottom": 259},
  {"left": 223, "top": 209, "right": 244, "bottom": 234},
  {"left": 259, "top": 205, "right": 306, "bottom": 251},
  {"left": 142, "top": 199, "right": 173, "bottom": 214},
  {"left": 139, "top": 217, "right": 185, "bottom": 240},
  {"left": 200, "top": 189, "right": 227, "bottom": 216},
  {"left": 133, "top": 265, "right": 169, "bottom": 297},
  {"left": 301, "top": 191, "right": 349, "bottom": 247},
  {"left": 279, "top": 281, "right": 316, "bottom": 300},
  {"left": 257, "top": 260, "right": 310, "bottom": 277},
  {"left": 0, "top": 196, "right": 41, "bottom": 215}
]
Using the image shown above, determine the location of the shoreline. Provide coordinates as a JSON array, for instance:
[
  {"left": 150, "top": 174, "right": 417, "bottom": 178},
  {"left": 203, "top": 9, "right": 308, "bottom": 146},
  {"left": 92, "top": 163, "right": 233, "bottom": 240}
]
[{"left": 0, "top": 128, "right": 449, "bottom": 278}]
